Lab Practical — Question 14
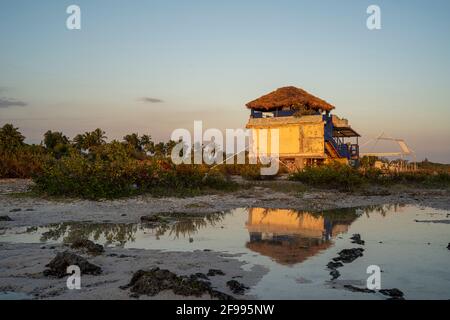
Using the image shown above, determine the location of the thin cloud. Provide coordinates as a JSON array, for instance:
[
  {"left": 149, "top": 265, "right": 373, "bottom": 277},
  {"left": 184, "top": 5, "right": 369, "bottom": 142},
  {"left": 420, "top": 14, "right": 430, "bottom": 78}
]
[
  {"left": 0, "top": 98, "right": 27, "bottom": 108},
  {"left": 0, "top": 87, "right": 9, "bottom": 94},
  {"left": 139, "top": 97, "right": 164, "bottom": 104}
]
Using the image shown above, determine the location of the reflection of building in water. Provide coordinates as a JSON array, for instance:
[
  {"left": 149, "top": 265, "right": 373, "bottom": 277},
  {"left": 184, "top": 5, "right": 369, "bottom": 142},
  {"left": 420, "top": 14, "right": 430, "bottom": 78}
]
[{"left": 245, "top": 208, "right": 356, "bottom": 265}]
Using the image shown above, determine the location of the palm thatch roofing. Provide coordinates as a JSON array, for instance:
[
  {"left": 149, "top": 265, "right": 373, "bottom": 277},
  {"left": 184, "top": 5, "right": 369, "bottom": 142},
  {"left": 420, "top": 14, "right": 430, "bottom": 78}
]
[{"left": 246, "top": 86, "right": 335, "bottom": 112}]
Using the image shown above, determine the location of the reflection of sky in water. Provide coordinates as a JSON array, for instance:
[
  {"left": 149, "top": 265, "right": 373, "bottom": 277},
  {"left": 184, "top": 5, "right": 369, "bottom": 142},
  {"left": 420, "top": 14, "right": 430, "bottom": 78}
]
[{"left": 1, "top": 205, "right": 449, "bottom": 299}]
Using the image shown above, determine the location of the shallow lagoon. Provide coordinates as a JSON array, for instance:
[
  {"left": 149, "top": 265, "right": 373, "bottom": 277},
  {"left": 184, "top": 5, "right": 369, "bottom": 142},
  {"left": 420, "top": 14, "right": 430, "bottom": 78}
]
[{"left": 1, "top": 204, "right": 449, "bottom": 299}]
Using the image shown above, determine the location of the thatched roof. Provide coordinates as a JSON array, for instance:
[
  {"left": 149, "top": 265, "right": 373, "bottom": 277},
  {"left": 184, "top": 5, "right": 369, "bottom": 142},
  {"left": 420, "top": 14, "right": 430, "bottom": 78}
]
[{"left": 246, "top": 86, "right": 335, "bottom": 112}]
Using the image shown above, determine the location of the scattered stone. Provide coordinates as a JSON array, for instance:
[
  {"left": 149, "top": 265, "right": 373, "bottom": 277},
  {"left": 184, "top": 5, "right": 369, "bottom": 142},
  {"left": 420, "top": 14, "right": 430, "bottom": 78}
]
[
  {"left": 207, "top": 269, "right": 225, "bottom": 276},
  {"left": 193, "top": 273, "right": 210, "bottom": 281},
  {"left": 70, "top": 239, "right": 104, "bottom": 255},
  {"left": 350, "top": 234, "right": 365, "bottom": 245},
  {"left": 379, "top": 288, "right": 404, "bottom": 299},
  {"left": 0, "top": 215, "right": 13, "bottom": 221},
  {"left": 329, "top": 269, "right": 340, "bottom": 280},
  {"left": 25, "top": 208, "right": 35, "bottom": 212},
  {"left": 226, "top": 280, "right": 249, "bottom": 295},
  {"left": 344, "top": 285, "right": 375, "bottom": 293},
  {"left": 9, "top": 208, "right": 21, "bottom": 212},
  {"left": 210, "top": 290, "right": 235, "bottom": 300},
  {"left": 327, "top": 261, "right": 344, "bottom": 269},
  {"left": 121, "top": 268, "right": 234, "bottom": 299},
  {"left": 333, "top": 248, "right": 365, "bottom": 263},
  {"left": 44, "top": 251, "right": 102, "bottom": 278}
]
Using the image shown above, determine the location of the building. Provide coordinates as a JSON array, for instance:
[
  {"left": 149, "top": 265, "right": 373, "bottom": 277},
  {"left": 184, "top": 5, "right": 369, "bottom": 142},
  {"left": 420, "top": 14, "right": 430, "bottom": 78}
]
[
  {"left": 245, "top": 86, "right": 360, "bottom": 171},
  {"left": 245, "top": 208, "right": 357, "bottom": 265}
]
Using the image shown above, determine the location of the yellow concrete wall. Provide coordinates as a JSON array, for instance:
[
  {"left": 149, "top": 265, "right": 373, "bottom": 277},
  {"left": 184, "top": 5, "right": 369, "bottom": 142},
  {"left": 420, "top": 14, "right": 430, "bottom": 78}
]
[
  {"left": 246, "top": 208, "right": 325, "bottom": 237},
  {"left": 279, "top": 126, "right": 300, "bottom": 154},
  {"left": 299, "top": 123, "right": 324, "bottom": 156},
  {"left": 248, "top": 119, "right": 325, "bottom": 158}
]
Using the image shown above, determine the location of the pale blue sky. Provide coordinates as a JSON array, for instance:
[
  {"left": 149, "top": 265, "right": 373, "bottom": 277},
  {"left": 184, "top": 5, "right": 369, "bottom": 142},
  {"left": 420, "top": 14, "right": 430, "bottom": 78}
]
[{"left": 1, "top": 0, "right": 449, "bottom": 162}]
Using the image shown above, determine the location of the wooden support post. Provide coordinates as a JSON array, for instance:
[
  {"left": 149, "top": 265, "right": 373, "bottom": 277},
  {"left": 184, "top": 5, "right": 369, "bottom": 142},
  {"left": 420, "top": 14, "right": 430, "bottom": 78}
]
[{"left": 295, "top": 157, "right": 304, "bottom": 171}]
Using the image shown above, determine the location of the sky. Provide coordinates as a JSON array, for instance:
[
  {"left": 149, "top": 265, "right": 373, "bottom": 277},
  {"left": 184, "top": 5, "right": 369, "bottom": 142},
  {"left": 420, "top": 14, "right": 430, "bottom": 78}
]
[{"left": 0, "top": 0, "right": 449, "bottom": 162}]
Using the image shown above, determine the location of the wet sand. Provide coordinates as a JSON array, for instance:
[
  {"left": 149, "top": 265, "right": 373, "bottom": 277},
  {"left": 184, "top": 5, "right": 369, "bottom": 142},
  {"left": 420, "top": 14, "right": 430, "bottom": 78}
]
[{"left": 1, "top": 179, "right": 449, "bottom": 300}]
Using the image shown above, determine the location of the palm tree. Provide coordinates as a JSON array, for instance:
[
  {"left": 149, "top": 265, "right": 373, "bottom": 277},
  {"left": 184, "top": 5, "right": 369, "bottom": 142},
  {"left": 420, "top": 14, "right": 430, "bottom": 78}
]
[
  {"left": 0, "top": 124, "right": 25, "bottom": 151},
  {"left": 140, "top": 134, "right": 154, "bottom": 154},
  {"left": 43, "top": 130, "right": 70, "bottom": 158},
  {"left": 72, "top": 128, "right": 106, "bottom": 151},
  {"left": 90, "top": 128, "right": 106, "bottom": 147},
  {"left": 154, "top": 142, "right": 166, "bottom": 157},
  {"left": 43, "top": 131, "right": 69, "bottom": 149},
  {"left": 73, "top": 134, "right": 86, "bottom": 150},
  {"left": 123, "top": 133, "right": 141, "bottom": 151}
]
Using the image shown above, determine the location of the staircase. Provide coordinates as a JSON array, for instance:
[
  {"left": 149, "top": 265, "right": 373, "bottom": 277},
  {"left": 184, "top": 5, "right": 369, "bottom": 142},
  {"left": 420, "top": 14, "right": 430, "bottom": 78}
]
[{"left": 325, "top": 141, "right": 340, "bottom": 158}]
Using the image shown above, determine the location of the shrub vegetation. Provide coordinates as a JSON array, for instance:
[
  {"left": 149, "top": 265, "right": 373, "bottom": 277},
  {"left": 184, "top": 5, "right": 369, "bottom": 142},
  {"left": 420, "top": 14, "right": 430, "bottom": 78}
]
[
  {"left": 289, "top": 161, "right": 450, "bottom": 191},
  {"left": 1, "top": 124, "right": 449, "bottom": 198},
  {"left": 0, "top": 124, "right": 236, "bottom": 199}
]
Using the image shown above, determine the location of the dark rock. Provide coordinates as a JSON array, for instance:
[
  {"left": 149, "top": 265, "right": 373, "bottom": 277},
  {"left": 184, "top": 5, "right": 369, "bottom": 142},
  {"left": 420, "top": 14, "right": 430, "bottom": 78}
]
[
  {"left": 193, "top": 273, "right": 210, "bottom": 281},
  {"left": 344, "top": 285, "right": 375, "bottom": 293},
  {"left": 333, "top": 248, "right": 365, "bottom": 263},
  {"left": 379, "top": 288, "right": 404, "bottom": 299},
  {"left": 447, "top": 243, "right": 450, "bottom": 250},
  {"left": 25, "top": 208, "right": 35, "bottom": 212},
  {"left": 189, "top": 238, "right": 194, "bottom": 243},
  {"left": 0, "top": 216, "right": 13, "bottom": 221},
  {"left": 386, "top": 297, "right": 405, "bottom": 300},
  {"left": 327, "top": 261, "right": 344, "bottom": 269},
  {"left": 9, "top": 208, "right": 21, "bottom": 212},
  {"left": 226, "top": 280, "right": 249, "bottom": 295},
  {"left": 210, "top": 290, "right": 235, "bottom": 300},
  {"left": 70, "top": 239, "right": 104, "bottom": 255},
  {"left": 330, "top": 269, "right": 340, "bottom": 280},
  {"left": 350, "top": 234, "right": 365, "bottom": 245},
  {"left": 207, "top": 269, "right": 225, "bottom": 276},
  {"left": 122, "top": 268, "right": 233, "bottom": 299},
  {"left": 44, "top": 251, "right": 102, "bottom": 278},
  {"left": 121, "top": 214, "right": 126, "bottom": 217}
]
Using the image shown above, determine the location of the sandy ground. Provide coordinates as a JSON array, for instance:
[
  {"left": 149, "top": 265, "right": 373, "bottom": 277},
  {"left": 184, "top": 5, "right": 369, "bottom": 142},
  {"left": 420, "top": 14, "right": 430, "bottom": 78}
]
[
  {"left": 1, "top": 179, "right": 449, "bottom": 300},
  {"left": 0, "top": 242, "right": 266, "bottom": 300}
]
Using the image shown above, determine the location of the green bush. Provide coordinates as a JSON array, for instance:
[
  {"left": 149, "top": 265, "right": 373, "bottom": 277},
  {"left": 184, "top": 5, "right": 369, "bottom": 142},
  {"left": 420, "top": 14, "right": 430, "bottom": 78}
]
[
  {"left": 290, "top": 162, "right": 450, "bottom": 191},
  {"left": 33, "top": 148, "right": 236, "bottom": 199},
  {"left": 289, "top": 162, "right": 365, "bottom": 191},
  {"left": 0, "top": 146, "right": 49, "bottom": 178},
  {"left": 374, "top": 171, "right": 450, "bottom": 187}
]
